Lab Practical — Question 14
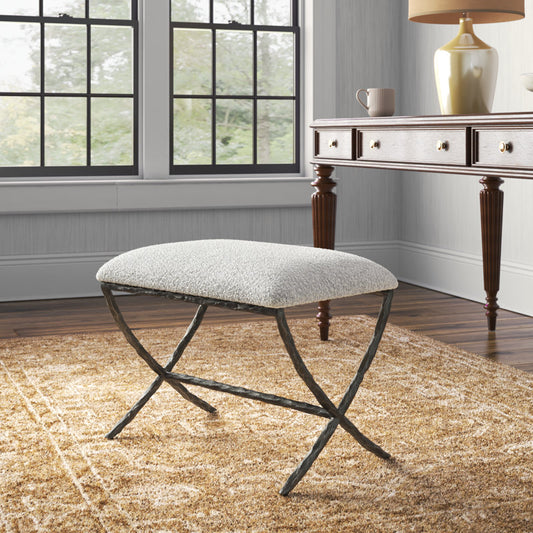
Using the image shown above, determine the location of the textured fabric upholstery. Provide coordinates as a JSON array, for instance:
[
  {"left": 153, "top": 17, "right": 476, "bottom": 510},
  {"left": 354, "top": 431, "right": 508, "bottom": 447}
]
[{"left": 96, "top": 239, "right": 398, "bottom": 308}]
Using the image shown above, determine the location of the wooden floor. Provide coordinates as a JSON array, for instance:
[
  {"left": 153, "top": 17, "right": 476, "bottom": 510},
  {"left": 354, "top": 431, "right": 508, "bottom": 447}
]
[{"left": 1, "top": 282, "right": 532, "bottom": 373}]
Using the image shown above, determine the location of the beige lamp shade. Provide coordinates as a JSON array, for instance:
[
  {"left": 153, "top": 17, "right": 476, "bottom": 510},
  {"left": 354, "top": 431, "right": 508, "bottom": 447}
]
[{"left": 408, "top": 0, "right": 525, "bottom": 24}]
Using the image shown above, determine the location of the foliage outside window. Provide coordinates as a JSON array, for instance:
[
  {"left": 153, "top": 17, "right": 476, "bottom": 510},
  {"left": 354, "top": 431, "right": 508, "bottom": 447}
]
[
  {"left": 171, "top": 0, "right": 300, "bottom": 174},
  {"left": 0, "top": 0, "right": 138, "bottom": 177}
]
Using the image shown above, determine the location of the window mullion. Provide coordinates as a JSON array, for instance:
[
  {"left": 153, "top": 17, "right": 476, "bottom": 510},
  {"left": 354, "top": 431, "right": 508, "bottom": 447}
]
[
  {"left": 87, "top": 22, "right": 91, "bottom": 166},
  {"left": 133, "top": 17, "right": 140, "bottom": 171},
  {"left": 212, "top": 27, "right": 216, "bottom": 165},
  {"left": 144, "top": 0, "right": 170, "bottom": 178},
  {"left": 253, "top": 28, "right": 257, "bottom": 165},
  {"left": 40, "top": 18, "right": 45, "bottom": 167}
]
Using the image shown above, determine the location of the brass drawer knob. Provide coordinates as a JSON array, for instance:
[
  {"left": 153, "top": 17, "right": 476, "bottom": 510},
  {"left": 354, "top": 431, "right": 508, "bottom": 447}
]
[
  {"left": 499, "top": 141, "right": 512, "bottom": 153},
  {"left": 369, "top": 139, "right": 380, "bottom": 149},
  {"left": 436, "top": 140, "right": 448, "bottom": 151},
  {"left": 328, "top": 138, "right": 338, "bottom": 148}
]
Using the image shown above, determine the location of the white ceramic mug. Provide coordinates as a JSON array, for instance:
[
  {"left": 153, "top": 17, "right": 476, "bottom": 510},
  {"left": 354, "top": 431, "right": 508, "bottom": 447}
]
[{"left": 356, "top": 88, "right": 395, "bottom": 117}]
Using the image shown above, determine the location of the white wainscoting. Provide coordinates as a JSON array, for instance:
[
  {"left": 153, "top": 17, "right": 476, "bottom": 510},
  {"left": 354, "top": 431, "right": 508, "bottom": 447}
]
[
  {"left": 2, "top": 241, "right": 532, "bottom": 318},
  {"left": 0, "top": 252, "right": 111, "bottom": 301},
  {"left": 1, "top": 241, "right": 399, "bottom": 302},
  {"left": 330, "top": 240, "right": 533, "bottom": 317},
  {"left": 398, "top": 0, "right": 533, "bottom": 319},
  {"left": 396, "top": 241, "right": 533, "bottom": 317}
]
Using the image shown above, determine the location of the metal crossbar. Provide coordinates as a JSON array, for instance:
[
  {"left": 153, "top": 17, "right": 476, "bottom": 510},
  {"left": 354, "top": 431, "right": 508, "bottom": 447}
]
[{"left": 100, "top": 282, "right": 394, "bottom": 495}]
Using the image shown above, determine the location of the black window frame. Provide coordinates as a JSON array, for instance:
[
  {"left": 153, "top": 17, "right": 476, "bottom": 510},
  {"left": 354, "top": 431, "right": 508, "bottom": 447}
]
[
  {"left": 170, "top": 0, "right": 300, "bottom": 175},
  {"left": 0, "top": 1, "right": 139, "bottom": 178}
]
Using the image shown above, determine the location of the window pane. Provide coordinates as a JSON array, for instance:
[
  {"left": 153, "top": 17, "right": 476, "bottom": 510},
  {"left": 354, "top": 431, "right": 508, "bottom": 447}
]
[
  {"left": 91, "top": 98, "right": 133, "bottom": 165},
  {"left": 257, "top": 100, "right": 293, "bottom": 164},
  {"left": 216, "top": 99, "right": 252, "bottom": 164},
  {"left": 170, "top": 0, "right": 299, "bottom": 173},
  {"left": 173, "top": 98, "right": 211, "bottom": 165},
  {"left": 44, "top": 0, "right": 85, "bottom": 18},
  {"left": 0, "top": 97, "right": 40, "bottom": 166},
  {"left": 45, "top": 24, "right": 87, "bottom": 93},
  {"left": 0, "top": 22, "right": 40, "bottom": 92},
  {"left": 216, "top": 31, "right": 252, "bottom": 95},
  {"left": 214, "top": 0, "right": 250, "bottom": 24},
  {"left": 171, "top": 0, "right": 209, "bottom": 23},
  {"left": 45, "top": 97, "right": 86, "bottom": 166},
  {"left": 255, "top": 0, "right": 291, "bottom": 26},
  {"left": 257, "top": 32, "right": 294, "bottom": 96},
  {"left": 173, "top": 29, "right": 211, "bottom": 95},
  {"left": 90, "top": 0, "right": 131, "bottom": 19},
  {"left": 92, "top": 26, "right": 133, "bottom": 94},
  {"left": 0, "top": 0, "right": 38, "bottom": 16}
]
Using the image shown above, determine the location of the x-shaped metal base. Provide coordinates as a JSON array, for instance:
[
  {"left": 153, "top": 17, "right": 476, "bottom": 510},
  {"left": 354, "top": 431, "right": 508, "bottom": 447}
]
[{"left": 101, "top": 283, "right": 394, "bottom": 496}]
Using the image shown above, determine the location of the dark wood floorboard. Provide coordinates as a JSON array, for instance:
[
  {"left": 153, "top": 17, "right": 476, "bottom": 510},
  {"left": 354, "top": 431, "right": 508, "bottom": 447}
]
[{"left": 1, "top": 282, "right": 532, "bottom": 373}]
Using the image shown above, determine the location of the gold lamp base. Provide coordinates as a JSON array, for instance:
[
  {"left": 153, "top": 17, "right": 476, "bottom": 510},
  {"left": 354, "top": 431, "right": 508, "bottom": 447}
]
[{"left": 434, "top": 17, "right": 498, "bottom": 115}]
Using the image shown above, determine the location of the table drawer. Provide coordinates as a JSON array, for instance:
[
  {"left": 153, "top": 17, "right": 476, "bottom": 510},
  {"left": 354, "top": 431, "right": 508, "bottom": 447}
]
[
  {"left": 315, "top": 129, "right": 354, "bottom": 160},
  {"left": 357, "top": 128, "right": 467, "bottom": 166},
  {"left": 473, "top": 128, "right": 533, "bottom": 169}
]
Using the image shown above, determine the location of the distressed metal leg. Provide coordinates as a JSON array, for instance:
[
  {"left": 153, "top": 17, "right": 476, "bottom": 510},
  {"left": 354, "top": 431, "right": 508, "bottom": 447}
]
[
  {"left": 106, "top": 302, "right": 213, "bottom": 439},
  {"left": 106, "top": 374, "right": 166, "bottom": 439},
  {"left": 101, "top": 281, "right": 395, "bottom": 495},
  {"left": 277, "top": 290, "right": 394, "bottom": 496},
  {"left": 101, "top": 286, "right": 216, "bottom": 439},
  {"left": 280, "top": 416, "right": 341, "bottom": 496}
]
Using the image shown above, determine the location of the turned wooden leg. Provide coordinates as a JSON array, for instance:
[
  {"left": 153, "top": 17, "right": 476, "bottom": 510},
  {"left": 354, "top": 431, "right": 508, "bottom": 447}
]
[
  {"left": 479, "top": 176, "right": 504, "bottom": 331},
  {"left": 311, "top": 164, "right": 337, "bottom": 341}
]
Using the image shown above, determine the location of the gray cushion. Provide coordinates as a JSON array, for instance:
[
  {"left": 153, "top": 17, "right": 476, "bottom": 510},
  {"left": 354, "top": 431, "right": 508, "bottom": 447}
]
[{"left": 96, "top": 239, "right": 398, "bottom": 308}]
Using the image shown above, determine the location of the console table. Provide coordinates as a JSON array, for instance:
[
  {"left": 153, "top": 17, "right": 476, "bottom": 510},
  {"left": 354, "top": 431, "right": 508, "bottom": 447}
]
[{"left": 310, "top": 112, "right": 533, "bottom": 340}]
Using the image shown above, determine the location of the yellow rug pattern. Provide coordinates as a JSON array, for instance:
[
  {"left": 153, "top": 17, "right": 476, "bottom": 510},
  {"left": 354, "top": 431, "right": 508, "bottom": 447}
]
[{"left": 1, "top": 315, "right": 532, "bottom": 532}]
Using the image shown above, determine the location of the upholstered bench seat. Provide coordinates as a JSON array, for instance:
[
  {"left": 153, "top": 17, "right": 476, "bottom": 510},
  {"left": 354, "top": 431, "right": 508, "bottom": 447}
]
[
  {"left": 96, "top": 239, "right": 398, "bottom": 308},
  {"left": 96, "top": 239, "right": 398, "bottom": 496}
]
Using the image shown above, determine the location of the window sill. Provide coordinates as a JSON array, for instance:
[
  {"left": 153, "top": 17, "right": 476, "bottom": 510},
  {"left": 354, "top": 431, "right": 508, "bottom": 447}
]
[{"left": 0, "top": 176, "right": 312, "bottom": 214}]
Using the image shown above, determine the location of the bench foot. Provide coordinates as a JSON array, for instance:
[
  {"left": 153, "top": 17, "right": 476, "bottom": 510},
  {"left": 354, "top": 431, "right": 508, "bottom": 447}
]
[
  {"left": 277, "top": 291, "right": 393, "bottom": 495},
  {"left": 102, "top": 287, "right": 216, "bottom": 439}
]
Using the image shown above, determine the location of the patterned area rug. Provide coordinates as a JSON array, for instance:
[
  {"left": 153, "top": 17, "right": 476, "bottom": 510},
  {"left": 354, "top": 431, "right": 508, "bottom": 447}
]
[{"left": 1, "top": 315, "right": 532, "bottom": 532}]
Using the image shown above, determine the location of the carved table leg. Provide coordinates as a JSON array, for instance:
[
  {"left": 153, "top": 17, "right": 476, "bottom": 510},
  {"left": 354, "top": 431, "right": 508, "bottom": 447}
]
[
  {"left": 312, "top": 164, "right": 337, "bottom": 341},
  {"left": 479, "top": 176, "right": 504, "bottom": 331}
]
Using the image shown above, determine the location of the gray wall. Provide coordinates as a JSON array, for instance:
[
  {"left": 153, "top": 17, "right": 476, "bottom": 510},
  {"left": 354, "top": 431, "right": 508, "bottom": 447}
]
[
  {"left": 0, "top": 207, "right": 312, "bottom": 300},
  {"left": 315, "top": 0, "right": 533, "bottom": 316},
  {"left": 2, "top": 0, "right": 532, "bottom": 318},
  {"left": 0, "top": 0, "right": 404, "bottom": 301},
  {"left": 399, "top": 0, "right": 533, "bottom": 315},
  {"left": 334, "top": 0, "right": 402, "bottom": 246},
  {"left": 312, "top": 0, "right": 403, "bottom": 272}
]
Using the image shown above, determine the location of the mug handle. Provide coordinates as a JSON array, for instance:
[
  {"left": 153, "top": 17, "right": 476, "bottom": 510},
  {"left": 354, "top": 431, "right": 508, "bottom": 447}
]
[{"left": 356, "top": 89, "right": 369, "bottom": 111}]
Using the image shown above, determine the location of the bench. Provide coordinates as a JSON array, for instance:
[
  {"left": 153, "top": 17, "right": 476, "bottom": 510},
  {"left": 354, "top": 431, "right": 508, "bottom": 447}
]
[{"left": 96, "top": 239, "right": 398, "bottom": 495}]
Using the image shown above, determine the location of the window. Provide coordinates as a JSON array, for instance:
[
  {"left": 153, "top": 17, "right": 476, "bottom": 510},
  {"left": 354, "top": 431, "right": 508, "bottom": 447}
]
[
  {"left": 0, "top": 0, "right": 138, "bottom": 177},
  {"left": 170, "top": 0, "right": 300, "bottom": 175}
]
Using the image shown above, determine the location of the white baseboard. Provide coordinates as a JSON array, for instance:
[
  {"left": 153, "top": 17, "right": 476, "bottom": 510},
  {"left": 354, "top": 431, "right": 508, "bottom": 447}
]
[
  {"left": 0, "top": 252, "right": 112, "bottom": 301},
  {"left": 1, "top": 242, "right": 533, "bottom": 319},
  {"left": 396, "top": 241, "right": 533, "bottom": 318},
  {"left": 0, "top": 242, "right": 402, "bottom": 303},
  {"left": 397, "top": 241, "right": 486, "bottom": 303},
  {"left": 319, "top": 240, "right": 533, "bottom": 317}
]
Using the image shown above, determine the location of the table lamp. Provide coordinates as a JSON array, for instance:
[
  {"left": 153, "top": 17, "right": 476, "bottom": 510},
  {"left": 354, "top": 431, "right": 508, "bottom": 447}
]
[{"left": 408, "top": 0, "right": 525, "bottom": 115}]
